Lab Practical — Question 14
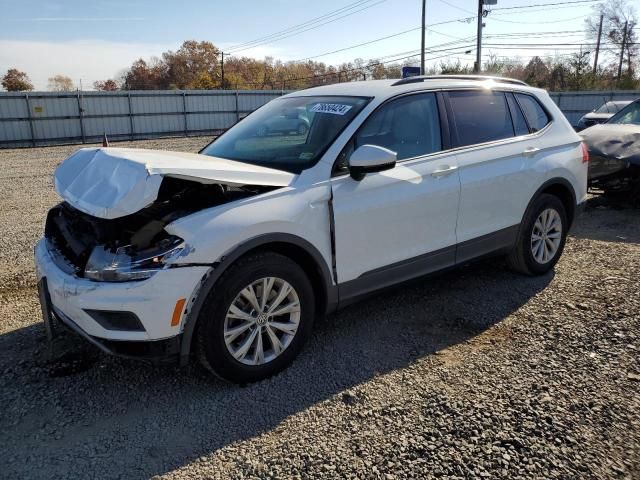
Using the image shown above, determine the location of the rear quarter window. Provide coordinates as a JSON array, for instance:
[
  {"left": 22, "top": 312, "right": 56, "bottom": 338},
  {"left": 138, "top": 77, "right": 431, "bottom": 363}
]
[
  {"left": 515, "top": 93, "right": 551, "bottom": 132},
  {"left": 448, "top": 91, "right": 514, "bottom": 147}
]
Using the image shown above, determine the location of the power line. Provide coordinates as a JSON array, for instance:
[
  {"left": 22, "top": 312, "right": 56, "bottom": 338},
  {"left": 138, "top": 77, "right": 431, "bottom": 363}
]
[
  {"left": 226, "top": 0, "right": 389, "bottom": 53},
  {"left": 288, "top": 15, "right": 481, "bottom": 64},
  {"left": 492, "top": 0, "right": 598, "bottom": 10},
  {"left": 488, "top": 14, "right": 589, "bottom": 25},
  {"left": 226, "top": 0, "right": 374, "bottom": 50},
  {"left": 293, "top": 27, "right": 421, "bottom": 62}
]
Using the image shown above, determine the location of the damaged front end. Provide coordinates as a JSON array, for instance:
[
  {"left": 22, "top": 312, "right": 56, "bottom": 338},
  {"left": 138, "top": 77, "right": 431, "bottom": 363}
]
[{"left": 45, "top": 177, "right": 273, "bottom": 281}]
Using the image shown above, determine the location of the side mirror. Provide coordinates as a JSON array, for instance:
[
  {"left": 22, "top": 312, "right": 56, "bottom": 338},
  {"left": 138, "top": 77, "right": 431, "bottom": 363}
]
[{"left": 349, "top": 144, "right": 397, "bottom": 181}]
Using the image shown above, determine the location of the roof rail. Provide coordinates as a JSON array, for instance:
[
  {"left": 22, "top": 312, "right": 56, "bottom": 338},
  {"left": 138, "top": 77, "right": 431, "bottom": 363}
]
[{"left": 391, "top": 75, "right": 529, "bottom": 87}]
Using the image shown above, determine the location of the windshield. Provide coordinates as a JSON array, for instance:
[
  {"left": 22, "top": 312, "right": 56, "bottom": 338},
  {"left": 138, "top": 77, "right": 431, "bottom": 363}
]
[
  {"left": 201, "top": 95, "right": 370, "bottom": 174},
  {"left": 596, "top": 101, "right": 632, "bottom": 114},
  {"left": 607, "top": 101, "right": 640, "bottom": 126},
  {"left": 595, "top": 102, "right": 615, "bottom": 113}
]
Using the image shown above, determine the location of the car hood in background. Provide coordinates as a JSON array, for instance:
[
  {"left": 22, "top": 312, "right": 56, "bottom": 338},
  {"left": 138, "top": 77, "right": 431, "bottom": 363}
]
[
  {"left": 54, "top": 147, "right": 294, "bottom": 219},
  {"left": 581, "top": 112, "right": 614, "bottom": 121},
  {"left": 581, "top": 123, "right": 640, "bottom": 169}
]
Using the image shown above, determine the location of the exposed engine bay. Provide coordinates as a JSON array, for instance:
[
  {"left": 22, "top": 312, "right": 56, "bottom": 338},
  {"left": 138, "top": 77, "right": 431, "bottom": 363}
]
[{"left": 45, "top": 177, "right": 274, "bottom": 276}]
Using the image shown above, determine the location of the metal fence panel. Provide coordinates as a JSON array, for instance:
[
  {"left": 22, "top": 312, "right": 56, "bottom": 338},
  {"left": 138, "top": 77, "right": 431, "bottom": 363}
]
[
  {"left": 549, "top": 90, "right": 639, "bottom": 126},
  {"left": 188, "top": 112, "right": 238, "bottom": 131},
  {"left": 1, "top": 88, "right": 638, "bottom": 148},
  {"left": 0, "top": 96, "right": 28, "bottom": 119}
]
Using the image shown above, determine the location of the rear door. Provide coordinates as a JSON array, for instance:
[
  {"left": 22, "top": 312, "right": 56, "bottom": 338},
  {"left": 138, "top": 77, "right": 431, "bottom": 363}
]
[
  {"left": 445, "top": 89, "right": 548, "bottom": 262},
  {"left": 330, "top": 92, "right": 461, "bottom": 294}
]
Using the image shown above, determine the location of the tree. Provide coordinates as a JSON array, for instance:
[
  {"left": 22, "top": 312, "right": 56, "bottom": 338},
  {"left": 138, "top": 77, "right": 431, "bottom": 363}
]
[
  {"left": 586, "top": 0, "right": 638, "bottom": 77},
  {"left": 93, "top": 79, "right": 119, "bottom": 91},
  {"left": 48, "top": 75, "right": 74, "bottom": 91},
  {"left": 163, "top": 40, "right": 220, "bottom": 89},
  {"left": 566, "top": 51, "right": 593, "bottom": 90},
  {"left": 190, "top": 71, "right": 217, "bottom": 89},
  {"left": 524, "top": 57, "right": 551, "bottom": 88},
  {"left": 1, "top": 68, "right": 34, "bottom": 91},
  {"left": 440, "top": 60, "right": 472, "bottom": 74},
  {"left": 122, "top": 58, "right": 166, "bottom": 90}
]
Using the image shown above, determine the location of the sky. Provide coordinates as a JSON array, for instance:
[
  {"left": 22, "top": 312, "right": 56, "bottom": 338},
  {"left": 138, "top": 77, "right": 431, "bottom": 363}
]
[{"left": 0, "top": 0, "right": 607, "bottom": 90}]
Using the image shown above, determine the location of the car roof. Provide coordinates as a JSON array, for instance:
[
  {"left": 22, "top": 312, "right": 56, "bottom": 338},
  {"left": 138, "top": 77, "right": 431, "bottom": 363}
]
[{"left": 283, "top": 75, "right": 542, "bottom": 100}]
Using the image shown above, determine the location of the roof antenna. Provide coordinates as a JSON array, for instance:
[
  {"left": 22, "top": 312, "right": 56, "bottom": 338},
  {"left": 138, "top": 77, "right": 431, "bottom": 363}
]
[{"left": 102, "top": 132, "right": 109, "bottom": 147}]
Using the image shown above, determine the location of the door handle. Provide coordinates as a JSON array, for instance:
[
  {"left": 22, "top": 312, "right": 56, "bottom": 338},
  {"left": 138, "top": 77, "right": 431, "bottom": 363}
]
[
  {"left": 523, "top": 146, "right": 540, "bottom": 157},
  {"left": 431, "top": 165, "right": 458, "bottom": 177}
]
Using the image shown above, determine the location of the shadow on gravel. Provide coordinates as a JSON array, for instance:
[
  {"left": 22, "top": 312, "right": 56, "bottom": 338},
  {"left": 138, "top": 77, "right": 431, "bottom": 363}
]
[
  {"left": 0, "top": 260, "right": 553, "bottom": 479},
  {"left": 570, "top": 195, "right": 640, "bottom": 244}
]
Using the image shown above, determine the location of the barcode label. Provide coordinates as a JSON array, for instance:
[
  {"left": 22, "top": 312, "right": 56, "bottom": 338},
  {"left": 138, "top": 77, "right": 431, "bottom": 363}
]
[{"left": 309, "top": 103, "right": 353, "bottom": 115}]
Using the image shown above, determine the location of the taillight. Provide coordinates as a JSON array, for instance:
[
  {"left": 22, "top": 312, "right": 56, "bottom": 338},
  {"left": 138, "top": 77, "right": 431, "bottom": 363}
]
[{"left": 580, "top": 142, "right": 589, "bottom": 163}]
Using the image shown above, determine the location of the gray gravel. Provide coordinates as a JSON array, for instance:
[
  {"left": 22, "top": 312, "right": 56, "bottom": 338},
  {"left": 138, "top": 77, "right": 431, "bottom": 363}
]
[{"left": 0, "top": 138, "right": 639, "bottom": 480}]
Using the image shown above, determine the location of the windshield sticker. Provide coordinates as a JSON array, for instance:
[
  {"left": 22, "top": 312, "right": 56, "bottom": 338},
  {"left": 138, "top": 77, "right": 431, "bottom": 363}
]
[{"left": 310, "top": 103, "right": 353, "bottom": 115}]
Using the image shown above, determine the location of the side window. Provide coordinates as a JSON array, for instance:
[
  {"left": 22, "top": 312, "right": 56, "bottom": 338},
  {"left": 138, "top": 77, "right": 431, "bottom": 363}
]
[
  {"left": 448, "top": 91, "right": 514, "bottom": 146},
  {"left": 515, "top": 93, "right": 550, "bottom": 132},
  {"left": 506, "top": 93, "right": 529, "bottom": 136},
  {"left": 333, "top": 93, "right": 442, "bottom": 175}
]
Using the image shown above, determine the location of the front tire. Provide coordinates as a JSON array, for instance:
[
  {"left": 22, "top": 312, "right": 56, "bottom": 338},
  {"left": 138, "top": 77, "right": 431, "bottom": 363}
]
[
  {"left": 195, "top": 252, "right": 315, "bottom": 383},
  {"left": 507, "top": 194, "right": 568, "bottom": 275}
]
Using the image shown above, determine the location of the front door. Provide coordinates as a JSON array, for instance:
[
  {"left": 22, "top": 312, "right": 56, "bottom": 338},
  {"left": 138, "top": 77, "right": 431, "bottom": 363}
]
[{"left": 330, "top": 92, "right": 461, "bottom": 298}]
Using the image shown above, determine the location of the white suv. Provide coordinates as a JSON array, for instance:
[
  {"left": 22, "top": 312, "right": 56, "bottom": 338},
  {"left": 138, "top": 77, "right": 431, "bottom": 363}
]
[{"left": 35, "top": 75, "right": 588, "bottom": 383}]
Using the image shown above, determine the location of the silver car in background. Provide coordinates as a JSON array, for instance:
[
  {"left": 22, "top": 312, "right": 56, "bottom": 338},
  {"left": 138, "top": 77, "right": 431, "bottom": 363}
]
[{"left": 576, "top": 100, "right": 632, "bottom": 131}]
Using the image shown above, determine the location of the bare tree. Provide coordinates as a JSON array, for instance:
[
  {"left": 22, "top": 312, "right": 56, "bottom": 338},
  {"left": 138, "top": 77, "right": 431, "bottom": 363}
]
[
  {"left": 586, "top": 0, "right": 638, "bottom": 77},
  {"left": 48, "top": 75, "right": 75, "bottom": 91},
  {"left": 93, "top": 79, "right": 119, "bottom": 91}
]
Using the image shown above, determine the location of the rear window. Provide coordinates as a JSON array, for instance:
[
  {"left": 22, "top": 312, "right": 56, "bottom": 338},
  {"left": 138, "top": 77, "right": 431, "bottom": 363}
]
[
  {"left": 448, "top": 91, "right": 514, "bottom": 147},
  {"left": 515, "top": 94, "right": 550, "bottom": 132}
]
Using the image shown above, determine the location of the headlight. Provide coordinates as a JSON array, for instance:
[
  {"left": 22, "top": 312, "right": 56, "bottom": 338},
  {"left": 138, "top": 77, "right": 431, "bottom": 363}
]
[{"left": 84, "top": 236, "right": 184, "bottom": 282}]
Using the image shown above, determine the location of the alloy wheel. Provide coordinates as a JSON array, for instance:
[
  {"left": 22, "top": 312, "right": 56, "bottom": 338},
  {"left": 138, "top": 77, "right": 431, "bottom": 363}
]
[
  {"left": 530, "top": 208, "right": 562, "bottom": 264},
  {"left": 223, "top": 277, "right": 301, "bottom": 366}
]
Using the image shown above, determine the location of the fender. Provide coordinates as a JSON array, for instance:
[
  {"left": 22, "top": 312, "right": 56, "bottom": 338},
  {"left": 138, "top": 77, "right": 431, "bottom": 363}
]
[
  {"left": 528, "top": 177, "right": 578, "bottom": 223},
  {"left": 179, "top": 232, "right": 337, "bottom": 364}
]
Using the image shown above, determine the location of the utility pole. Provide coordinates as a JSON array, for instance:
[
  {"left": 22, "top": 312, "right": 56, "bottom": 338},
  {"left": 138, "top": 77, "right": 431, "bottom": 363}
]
[
  {"left": 617, "top": 20, "right": 628, "bottom": 81},
  {"left": 475, "top": 0, "right": 483, "bottom": 73},
  {"left": 592, "top": 14, "right": 603, "bottom": 74},
  {"left": 221, "top": 51, "right": 225, "bottom": 89},
  {"left": 474, "top": 0, "right": 496, "bottom": 73},
  {"left": 421, "top": 0, "right": 426, "bottom": 74}
]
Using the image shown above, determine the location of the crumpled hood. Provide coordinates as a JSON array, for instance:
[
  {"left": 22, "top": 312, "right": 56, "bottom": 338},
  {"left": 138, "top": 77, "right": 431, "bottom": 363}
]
[
  {"left": 54, "top": 147, "right": 295, "bottom": 219},
  {"left": 581, "top": 124, "right": 640, "bottom": 166}
]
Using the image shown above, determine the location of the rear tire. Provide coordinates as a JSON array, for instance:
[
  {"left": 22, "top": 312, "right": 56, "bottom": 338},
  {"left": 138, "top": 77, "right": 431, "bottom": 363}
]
[
  {"left": 507, "top": 194, "right": 568, "bottom": 275},
  {"left": 195, "top": 252, "right": 315, "bottom": 383}
]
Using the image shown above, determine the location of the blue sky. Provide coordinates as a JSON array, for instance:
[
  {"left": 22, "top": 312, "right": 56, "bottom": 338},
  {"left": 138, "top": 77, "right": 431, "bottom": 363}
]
[{"left": 0, "top": 0, "right": 601, "bottom": 89}]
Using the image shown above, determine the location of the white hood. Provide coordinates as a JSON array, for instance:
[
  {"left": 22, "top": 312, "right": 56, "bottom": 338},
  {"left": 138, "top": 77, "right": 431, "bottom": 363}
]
[{"left": 54, "top": 147, "right": 295, "bottom": 219}]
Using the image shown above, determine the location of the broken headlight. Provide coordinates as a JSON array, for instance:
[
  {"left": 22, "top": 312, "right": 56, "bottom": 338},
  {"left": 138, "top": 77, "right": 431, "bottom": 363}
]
[{"left": 84, "top": 236, "right": 184, "bottom": 282}]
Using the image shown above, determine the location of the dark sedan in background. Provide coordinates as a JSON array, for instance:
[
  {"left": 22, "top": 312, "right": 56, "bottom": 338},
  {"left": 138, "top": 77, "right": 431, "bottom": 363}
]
[
  {"left": 581, "top": 99, "right": 640, "bottom": 195},
  {"left": 576, "top": 100, "right": 632, "bottom": 131}
]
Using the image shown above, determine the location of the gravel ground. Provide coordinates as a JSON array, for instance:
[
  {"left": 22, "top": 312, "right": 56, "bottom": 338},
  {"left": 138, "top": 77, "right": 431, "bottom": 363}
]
[{"left": 0, "top": 138, "right": 639, "bottom": 480}]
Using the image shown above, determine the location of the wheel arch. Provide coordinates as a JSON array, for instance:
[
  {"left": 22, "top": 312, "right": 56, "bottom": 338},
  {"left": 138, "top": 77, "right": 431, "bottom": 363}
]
[
  {"left": 527, "top": 177, "right": 578, "bottom": 228},
  {"left": 179, "top": 233, "right": 337, "bottom": 364}
]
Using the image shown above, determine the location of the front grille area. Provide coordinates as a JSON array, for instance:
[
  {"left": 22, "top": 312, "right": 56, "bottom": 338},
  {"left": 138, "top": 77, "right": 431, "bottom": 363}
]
[{"left": 44, "top": 203, "right": 103, "bottom": 275}]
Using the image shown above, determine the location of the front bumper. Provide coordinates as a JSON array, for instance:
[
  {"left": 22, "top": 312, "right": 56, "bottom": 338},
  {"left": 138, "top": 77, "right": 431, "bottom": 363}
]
[
  {"left": 34, "top": 238, "right": 209, "bottom": 356},
  {"left": 39, "top": 278, "right": 182, "bottom": 362}
]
